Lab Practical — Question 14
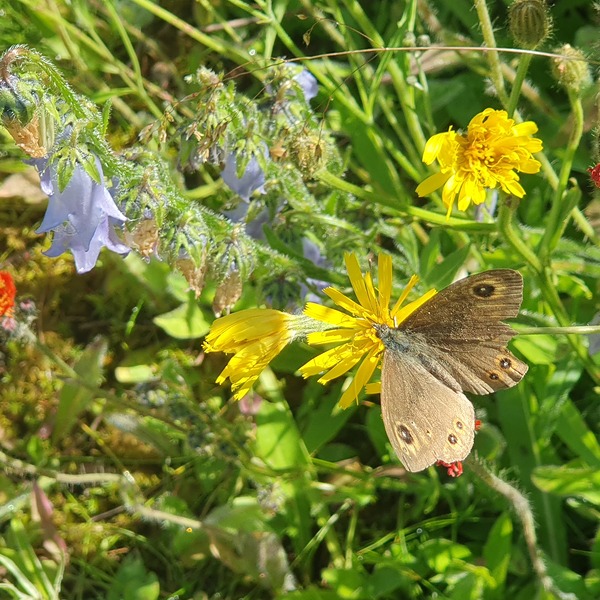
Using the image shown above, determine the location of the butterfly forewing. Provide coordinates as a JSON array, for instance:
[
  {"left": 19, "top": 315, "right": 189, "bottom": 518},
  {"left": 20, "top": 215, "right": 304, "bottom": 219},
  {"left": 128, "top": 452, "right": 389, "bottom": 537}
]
[
  {"left": 399, "top": 270, "right": 528, "bottom": 394},
  {"left": 401, "top": 270, "right": 523, "bottom": 342}
]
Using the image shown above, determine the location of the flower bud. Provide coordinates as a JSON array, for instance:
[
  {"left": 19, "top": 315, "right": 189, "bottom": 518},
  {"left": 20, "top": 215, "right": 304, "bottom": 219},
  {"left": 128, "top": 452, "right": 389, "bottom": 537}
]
[
  {"left": 176, "top": 255, "right": 207, "bottom": 298},
  {"left": 213, "top": 269, "right": 242, "bottom": 316},
  {"left": 289, "top": 129, "right": 324, "bottom": 176},
  {"left": 509, "top": 0, "right": 552, "bottom": 49},
  {"left": 551, "top": 44, "right": 592, "bottom": 95},
  {"left": 0, "top": 80, "right": 36, "bottom": 124}
]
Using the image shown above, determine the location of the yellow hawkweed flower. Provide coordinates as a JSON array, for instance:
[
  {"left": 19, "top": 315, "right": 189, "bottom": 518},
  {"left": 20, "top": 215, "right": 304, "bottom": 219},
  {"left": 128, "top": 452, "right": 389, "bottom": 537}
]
[
  {"left": 299, "top": 253, "right": 436, "bottom": 409},
  {"left": 204, "top": 308, "right": 297, "bottom": 400},
  {"left": 416, "top": 108, "right": 543, "bottom": 217}
]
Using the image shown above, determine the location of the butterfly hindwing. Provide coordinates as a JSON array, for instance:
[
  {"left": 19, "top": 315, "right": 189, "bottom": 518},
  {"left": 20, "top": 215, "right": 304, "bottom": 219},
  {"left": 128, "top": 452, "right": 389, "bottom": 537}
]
[{"left": 380, "top": 351, "right": 475, "bottom": 472}]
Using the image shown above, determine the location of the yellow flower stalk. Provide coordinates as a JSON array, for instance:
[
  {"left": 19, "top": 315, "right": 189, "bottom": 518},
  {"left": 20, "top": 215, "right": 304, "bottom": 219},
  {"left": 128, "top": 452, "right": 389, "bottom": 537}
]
[
  {"left": 204, "top": 308, "right": 298, "bottom": 400},
  {"left": 299, "top": 254, "right": 436, "bottom": 408},
  {"left": 416, "top": 108, "right": 543, "bottom": 217}
]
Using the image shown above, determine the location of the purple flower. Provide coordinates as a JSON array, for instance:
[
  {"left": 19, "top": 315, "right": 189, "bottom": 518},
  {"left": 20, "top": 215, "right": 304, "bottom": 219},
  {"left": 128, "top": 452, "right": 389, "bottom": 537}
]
[
  {"left": 294, "top": 69, "right": 318, "bottom": 102},
  {"left": 221, "top": 152, "right": 266, "bottom": 201},
  {"left": 31, "top": 156, "right": 129, "bottom": 273}
]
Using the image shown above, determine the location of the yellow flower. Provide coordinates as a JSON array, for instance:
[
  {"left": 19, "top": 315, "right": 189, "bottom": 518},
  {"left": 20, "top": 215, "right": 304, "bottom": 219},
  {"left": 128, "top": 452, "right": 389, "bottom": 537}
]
[
  {"left": 416, "top": 108, "right": 543, "bottom": 217},
  {"left": 299, "top": 254, "right": 436, "bottom": 408},
  {"left": 204, "top": 308, "right": 297, "bottom": 400}
]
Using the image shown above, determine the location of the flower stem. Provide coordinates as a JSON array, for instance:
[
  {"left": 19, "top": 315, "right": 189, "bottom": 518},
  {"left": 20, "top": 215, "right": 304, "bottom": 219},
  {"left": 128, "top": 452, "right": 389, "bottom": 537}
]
[
  {"left": 537, "top": 92, "right": 585, "bottom": 263},
  {"left": 507, "top": 54, "right": 533, "bottom": 118},
  {"left": 474, "top": 0, "right": 509, "bottom": 106},
  {"left": 497, "top": 198, "right": 542, "bottom": 273},
  {"left": 536, "top": 267, "right": 600, "bottom": 385},
  {"left": 516, "top": 324, "right": 600, "bottom": 336},
  {"left": 466, "top": 457, "right": 571, "bottom": 599}
]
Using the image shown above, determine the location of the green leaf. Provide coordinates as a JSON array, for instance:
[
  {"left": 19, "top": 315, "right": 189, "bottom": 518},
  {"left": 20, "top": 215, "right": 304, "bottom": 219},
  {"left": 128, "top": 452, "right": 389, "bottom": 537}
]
[
  {"left": 52, "top": 337, "right": 107, "bottom": 443},
  {"left": 300, "top": 387, "right": 356, "bottom": 454},
  {"left": 56, "top": 154, "right": 75, "bottom": 192},
  {"left": 322, "top": 567, "right": 367, "bottom": 599},
  {"left": 511, "top": 334, "right": 559, "bottom": 365},
  {"left": 78, "top": 149, "right": 102, "bottom": 185},
  {"left": 254, "top": 401, "right": 311, "bottom": 470},
  {"left": 532, "top": 466, "right": 600, "bottom": 505},
  {"left": 483, "top": 512, "right": 512, "bottom": 589},
  {"left": 423, "top": 244, "right": 471, "bottom": 289},
  {"left": 153, "top": 299, "right": 210, "bottom": 339},
  {"left": 420, "top": 538, "right": 472, "bottom": 572},
  {"left": 114, "top": 364, "right": 156, "bottom": 384},
  {"left": 106, "top": 556, "right": 159, "bottom": 600},
  {"left": 555, "top": 399, "right": 600, "bottom": 466},
  {"left": 205, "top": 496, "right": 271, "bottom": 533}
]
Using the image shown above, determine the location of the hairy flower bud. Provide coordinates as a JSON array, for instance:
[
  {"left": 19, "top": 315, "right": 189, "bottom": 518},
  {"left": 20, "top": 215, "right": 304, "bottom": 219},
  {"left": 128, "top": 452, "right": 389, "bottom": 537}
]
[
  {"left": 551, "top": 44, "right": 592, "bottom": 95},
  {"left": 0, "top": 81, "right": 35, "bottom": 124},
  {"left": 509, "top": 0, "right": 552, "bottom": 49},
  {"left": 213, "top": 269, "right": 242, "bottom": 316}
]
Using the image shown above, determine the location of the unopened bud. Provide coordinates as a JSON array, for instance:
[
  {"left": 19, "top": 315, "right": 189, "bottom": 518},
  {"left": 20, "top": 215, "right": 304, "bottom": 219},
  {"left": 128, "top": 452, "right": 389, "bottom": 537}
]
[
  {"left": 509, "top": 0, "right": 552, "bottom": 49},
  {"left": 213, "top": 269, "right": 242, "bottom": 316},
  {"left": 551, "top": 44, "right": 592, "bottom": 95}
]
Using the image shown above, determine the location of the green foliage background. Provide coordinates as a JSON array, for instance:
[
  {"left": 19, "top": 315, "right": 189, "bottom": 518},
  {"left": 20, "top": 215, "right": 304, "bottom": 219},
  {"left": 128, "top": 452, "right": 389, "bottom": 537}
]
[{"left": 0, "top": 1, "right": 599, "bottom": 599}]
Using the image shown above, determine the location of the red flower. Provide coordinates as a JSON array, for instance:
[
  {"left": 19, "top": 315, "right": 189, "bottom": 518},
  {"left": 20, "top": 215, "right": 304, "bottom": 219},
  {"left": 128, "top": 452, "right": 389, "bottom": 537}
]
[
  {"left": 588, "top": 164, "right": 600, "bottom": 188},
  {"left": 0, "top": 271, "right": 16, "bottom": 317},
  {"left": 436, "top": 460, "right": 464, "bottom": 477}
]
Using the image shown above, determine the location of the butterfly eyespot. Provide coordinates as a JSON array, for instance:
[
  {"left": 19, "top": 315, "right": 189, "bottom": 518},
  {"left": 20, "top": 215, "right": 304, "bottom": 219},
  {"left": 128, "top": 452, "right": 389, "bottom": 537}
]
[
  {"left": 489, "top": 372, "right": 500, "bottom": 380},
  {"left": 499, "top": 357, "right": 511, "bottom": 369},
  {"left": 473, "top": 283, "right": 495, "bottom": 298},
  {"left": 397, "top": 424, "right": 414, "bottom": 444},
  {"left": 455, "top": 420, "right": 463, "bottom": 430},
  {"left": 448, "top": 433, "right": 458, "bottom": 445}
]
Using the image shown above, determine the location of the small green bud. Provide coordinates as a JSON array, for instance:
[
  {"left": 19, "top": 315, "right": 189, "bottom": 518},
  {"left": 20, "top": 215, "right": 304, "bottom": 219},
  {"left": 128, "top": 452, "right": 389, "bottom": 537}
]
[
  {"left": 402, "top": 32, "right": 416, "bottom": 48},
  {"left": 0, "top": 80, "right": 36, "bottom": 124},
  {"left": 551, "top": 44, "right": 592, "bottom": 95},
  {"left": 509, "top": 0, "right": 552, "bottom": 49}
]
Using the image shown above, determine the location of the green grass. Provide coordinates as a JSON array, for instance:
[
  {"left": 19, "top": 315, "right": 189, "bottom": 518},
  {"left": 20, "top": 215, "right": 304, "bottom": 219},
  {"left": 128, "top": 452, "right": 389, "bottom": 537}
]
[{"left": 1, "top": 1, "right": 599, "bottom": 598}]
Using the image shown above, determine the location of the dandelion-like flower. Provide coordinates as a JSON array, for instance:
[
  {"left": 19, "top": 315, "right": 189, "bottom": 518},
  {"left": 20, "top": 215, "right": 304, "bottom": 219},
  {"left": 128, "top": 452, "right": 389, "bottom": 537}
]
[
  {"left": 416, "top": 108, "right": 543, "bottom": 217},
  {"left": 0, "top": 271, "right": 16, "bottom": 318},
  {"left": 299, "top": 254, "right": 435, "bottom": 408},
  {"left": 204, "top": 309, "right": 300, "bottom": 400},
  {"left": 204, "top": 255, "right": 436, "bottom": 409}
]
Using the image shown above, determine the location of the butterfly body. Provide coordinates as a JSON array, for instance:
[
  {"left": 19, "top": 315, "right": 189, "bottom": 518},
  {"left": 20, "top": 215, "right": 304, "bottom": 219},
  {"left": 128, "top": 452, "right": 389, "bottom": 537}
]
[{"left": 376, "top": 269, "right": 528, "bottom": 472}]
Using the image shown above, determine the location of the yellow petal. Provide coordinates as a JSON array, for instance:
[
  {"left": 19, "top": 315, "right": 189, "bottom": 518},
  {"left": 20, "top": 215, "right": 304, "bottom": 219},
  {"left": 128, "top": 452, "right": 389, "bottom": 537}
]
[
  {"left": 416, "top": 171, "right": 452, "bottom": 197},
  {"left": 377, "top": 254, "right": 392, "bottom": 313},
  {"left": 338, "top": 345, "right": 381, "bottom": 408},
  {"left": 304, "top": 302, "right": 358, "bottom": 327},
  {"left": 306, "top": 328, "right": 358, "bottom": 345},
  {"left": 422, "top": 131, "right": 452, "bottom": 164}
]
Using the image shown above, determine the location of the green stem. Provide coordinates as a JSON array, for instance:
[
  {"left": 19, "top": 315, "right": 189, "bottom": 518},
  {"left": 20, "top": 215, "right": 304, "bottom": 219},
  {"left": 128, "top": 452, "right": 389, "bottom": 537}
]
[
  {"left": 538, "top": 93, "right": 585, "bottom": 262},
  {"left": 507, "top": 54, "right": 533, "bottom": 117},
  {"left": 572, "top": 206, "right": 600, "bottom": 245},
  {"left": 317, "top": 170, "right": 496, "bottom": 232},
  {"left": 466, "top": 457, "right": 565, "bottom": 598},
  {"left": 497, "top": 199, "right": 543, "bottom": 273},
  {"left": 536, "top": 268, "right": 600, "bottom": 385},
  {"left": 474, "top": 0, "right": 509, "bottom": 106},
  {"left": 517, "top": 324, "right": 600, "bottom": 336}
]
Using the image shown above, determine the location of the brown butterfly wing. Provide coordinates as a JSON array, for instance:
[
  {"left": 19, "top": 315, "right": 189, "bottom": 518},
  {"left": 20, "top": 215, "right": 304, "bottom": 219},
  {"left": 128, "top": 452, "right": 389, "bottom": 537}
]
[
  {"left": 399, "top": 270, "right": 528, "bottom": 394},
  {"left": 380, "top": 351, "right": 475, "bottom": 472}
]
